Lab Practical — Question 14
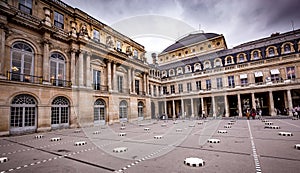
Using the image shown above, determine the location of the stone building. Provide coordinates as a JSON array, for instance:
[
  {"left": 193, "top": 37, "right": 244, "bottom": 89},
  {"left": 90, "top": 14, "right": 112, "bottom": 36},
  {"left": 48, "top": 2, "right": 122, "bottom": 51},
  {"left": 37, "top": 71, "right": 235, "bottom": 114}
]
[
  {"left": 148, "top": 30, "right": 300, "bottom": 119},
  {"left": 0, "top": 0, "right": 150, "bottom": 135}
]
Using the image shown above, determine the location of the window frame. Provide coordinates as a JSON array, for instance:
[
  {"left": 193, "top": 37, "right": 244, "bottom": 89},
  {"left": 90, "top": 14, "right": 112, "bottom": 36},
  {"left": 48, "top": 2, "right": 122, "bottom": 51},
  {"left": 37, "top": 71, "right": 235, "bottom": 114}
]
[{"left": 54, "top": 11, "right": 64, "bottom": 29}]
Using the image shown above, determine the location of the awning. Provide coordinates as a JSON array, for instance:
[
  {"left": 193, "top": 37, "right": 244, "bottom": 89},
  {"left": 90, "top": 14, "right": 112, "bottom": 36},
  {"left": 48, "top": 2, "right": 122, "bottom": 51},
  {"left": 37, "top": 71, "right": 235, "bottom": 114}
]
[
  {"left": 240, "top": 74, "right": 247, "bottom": 79},
  {"left": 254, "top": 71, "right": 263, "bottom": 77},
  {"left": 270, "top": 69, "right": 280, "bottom": 75}
]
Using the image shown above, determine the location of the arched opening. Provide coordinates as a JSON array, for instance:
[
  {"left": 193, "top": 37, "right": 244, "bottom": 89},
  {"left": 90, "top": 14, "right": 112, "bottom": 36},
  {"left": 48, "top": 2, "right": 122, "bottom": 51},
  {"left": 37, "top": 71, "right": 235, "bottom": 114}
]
[
  {"left": 94, "top": 99, "right": 106, "bottom": 125},
  {"left": 50, "top": 52, "right": 66, "bottom": 86},
  {"left": 119, "top": 100, "right": 128, "bottom": 122},
  {"left": 51, "top": 96, "right": 69, "bottom": 129},
  {"left": 10, "top": 94, "right": 37, "bottom": 134},
  {"left": 138, "top": 101, "right": 144, "bottom": 120}
]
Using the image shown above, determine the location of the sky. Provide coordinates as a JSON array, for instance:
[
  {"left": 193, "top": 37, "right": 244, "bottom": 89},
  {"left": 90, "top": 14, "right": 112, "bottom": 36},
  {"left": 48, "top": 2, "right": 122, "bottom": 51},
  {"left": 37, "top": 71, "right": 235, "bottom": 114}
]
[{"left": 63, "top": 0, "right": 300, "bottom": 63}]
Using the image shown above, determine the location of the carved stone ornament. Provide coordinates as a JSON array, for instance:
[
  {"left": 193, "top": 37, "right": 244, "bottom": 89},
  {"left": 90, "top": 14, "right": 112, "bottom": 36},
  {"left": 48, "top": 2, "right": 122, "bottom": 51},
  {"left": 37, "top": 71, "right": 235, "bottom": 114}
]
[
  {"left": 79, "top": 23, "right": 89, "bottom": 39},
  {"left": 126, "top": 46, "right": 132, "bottom": 56},
  {"left": 106, "top": 36, "right": 114, "bottom": 48}
]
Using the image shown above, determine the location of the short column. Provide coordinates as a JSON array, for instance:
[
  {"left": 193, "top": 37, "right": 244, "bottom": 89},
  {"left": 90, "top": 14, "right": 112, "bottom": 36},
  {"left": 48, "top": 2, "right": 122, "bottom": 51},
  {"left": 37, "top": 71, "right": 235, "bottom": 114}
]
[
  {"left": 269, "top": 91, "right": 276, "bottom": 116},
  {"left": 237, "top": 94, "right": 242, "bottom": 117}
]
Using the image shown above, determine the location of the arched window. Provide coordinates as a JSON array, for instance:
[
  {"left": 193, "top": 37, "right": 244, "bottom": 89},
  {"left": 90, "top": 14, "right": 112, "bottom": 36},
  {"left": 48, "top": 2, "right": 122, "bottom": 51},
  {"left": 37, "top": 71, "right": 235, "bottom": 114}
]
[
  {"left": 268, "top": 47, "right": 275, "bottom": 57},
  {"left": 94, "top": 99, "right": 106, "bottom": 124},
  {"left": 225, "top": 56, "right": 233, "bottom": 65},
  {"left": 10, "top": 94, "right": 37, "bottom": 133},
  {"left": 10, "top": 42, "right": 34, "bottom": 82},
  {"left": 185, "top": 65, "right": 192, "bottom": 73},
  {"left": 162, "top": 71, "right": 167, "bottom": 77},
  {"left": 214, "top": 58, "right": 222, "bottom": 67},
  {"left": 194, "top": 63, "right": 201, "bottom": 71},
  {"left": 138, "top": 101, "right": 144, "bottom": 119},
  {"left": 169, "top": 69, "right": 175, "bottom": 76},
  {"left": 284, "top": 44, "right": 291, "bottom": 53},
  {"left": 157, "top": 71, "right": 160, "bottom": 77},
  {"left": 238, "top": 54, "right": 246, "bottom": 63},
  {"left": 177, "top": 67, "right": 183, "bottom": 75},
  {"left": 51, "top": 96, "right": 69, "bottom": 128},
  {"left": 252, "top": 51, "right": 259, "bottom": 60},
  {"left": 50, "top": 52, "right": 65, "bottom": 86},
  {"left": 204, "top": 61, "right": 211, "bottom": 69},
  {"left": 119, "top": 100, "right": 128, "bottom": 121}
]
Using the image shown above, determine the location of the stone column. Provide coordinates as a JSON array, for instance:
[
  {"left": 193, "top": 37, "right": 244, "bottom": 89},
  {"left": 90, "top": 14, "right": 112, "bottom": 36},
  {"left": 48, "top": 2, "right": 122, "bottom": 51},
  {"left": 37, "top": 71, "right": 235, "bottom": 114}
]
[
  {"left": 86, "top": 52, "right": 91, "bottom": 88},
  {"left": 224, "top": 95, "right": 229, "bottom": 117},
  {"left": 287, "top": 90, "right": 293, "bottom": 116},
  {"left": 146, "top": 74, "right": 149, "bottom": 95},
  {"left": 237, "top": 94, "right": 242, "bottom": 117},
  {"left": 70, "top": 49, "right": 76, "bottom": 86},
  {"left": 132, "top": 69, "right": 135, "bottom": 94},
  {"left": 107, "top": 61, "right": 112, "bottom": 92},
  {"left": 172, "top": 100, "right": 176, "bottom": 119},
  {"left": 78, "top": 51, "right": 84, "bottom": 86},
  {"left": 127, "top": 68, "right": 131, "bottom": 93},
  {"left": 181, "top": 99, "right": 184, "bottom": 119},
  {"left": 201, "top": 97, "right": 204, "bottom": 118},
  {"left": 251, "top": 93, "right": 256, "bottom": 109},
  {"left": 164, "top": 100, "right": 167, "bottom": 117},
  {"left": 42, "top": 39, "right": 50, "bottom": 84},
  {"left": 212, "top": 96, "right": 216, "bottom": 117},
  {"left": 191, "top": 98, "right": 194, "bottom": 118},
  {"left": 143, "top": 73, "right": 147, "bottom": 95},
  {"left": 112, "top": 63, "right": 117, "bottom": 92},
  {"left": 269, "top": 91, "right": 275, "bottom": 116},
  {"left": 0, "top": 28, "right": 5, "bottom": 78}
]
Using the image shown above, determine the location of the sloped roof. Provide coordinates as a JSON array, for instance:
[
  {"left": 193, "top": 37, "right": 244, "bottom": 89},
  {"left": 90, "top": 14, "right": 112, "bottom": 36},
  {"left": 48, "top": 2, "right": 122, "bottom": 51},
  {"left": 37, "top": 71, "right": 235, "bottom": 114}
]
[{"left": 161, "top": 32, "right": 221, "bottom": 53}]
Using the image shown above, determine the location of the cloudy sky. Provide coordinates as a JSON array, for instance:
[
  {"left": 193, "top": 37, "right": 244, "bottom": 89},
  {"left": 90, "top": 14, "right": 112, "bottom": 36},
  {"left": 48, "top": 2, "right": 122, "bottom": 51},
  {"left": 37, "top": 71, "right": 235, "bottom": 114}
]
[{"left": 64, "top": 0, "right": 300, "bottom": 62}]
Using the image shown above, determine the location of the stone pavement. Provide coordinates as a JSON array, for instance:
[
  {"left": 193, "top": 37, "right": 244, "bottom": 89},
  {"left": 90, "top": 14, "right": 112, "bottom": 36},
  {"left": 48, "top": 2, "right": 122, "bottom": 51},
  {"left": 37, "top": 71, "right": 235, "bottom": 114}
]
[{"left": 0, "top": 118, "right": 299, "bottom": 173}]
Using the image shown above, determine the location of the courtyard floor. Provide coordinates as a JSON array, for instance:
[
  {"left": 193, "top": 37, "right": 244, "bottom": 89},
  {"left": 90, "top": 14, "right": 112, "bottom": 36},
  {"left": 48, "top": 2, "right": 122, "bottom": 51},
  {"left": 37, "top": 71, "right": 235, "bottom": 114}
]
[{"left": 0, "top": 118, "right": 300, "bottom": 173}]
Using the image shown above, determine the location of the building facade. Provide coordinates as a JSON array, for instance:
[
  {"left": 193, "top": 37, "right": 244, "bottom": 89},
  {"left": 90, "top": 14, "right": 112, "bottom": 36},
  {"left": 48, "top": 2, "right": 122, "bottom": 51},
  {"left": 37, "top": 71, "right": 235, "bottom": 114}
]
[
  {"left": 0, "top": 0, "right": 299, "bottom": 136},
  {"left": 0, "top": 0, "right": 151, "bottom": 135},
  {"left": 148, "top": 31, "right": 300, "bottom": 119}
]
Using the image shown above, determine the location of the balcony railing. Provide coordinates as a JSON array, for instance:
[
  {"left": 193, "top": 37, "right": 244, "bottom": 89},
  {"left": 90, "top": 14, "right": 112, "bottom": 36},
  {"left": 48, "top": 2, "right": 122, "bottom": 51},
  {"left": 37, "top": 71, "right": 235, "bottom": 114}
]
[
  {"left": 7, "top": 71, "right": 42, "bottom": 84},
  {"left": 50, "top": 79, "right": 72, "bottom": 87},
  {"left": 92, "top": 84, "right": 108, "bottom": 92},
  {"left": 6, "top": 71, "right": 71, "bottom": 88}
]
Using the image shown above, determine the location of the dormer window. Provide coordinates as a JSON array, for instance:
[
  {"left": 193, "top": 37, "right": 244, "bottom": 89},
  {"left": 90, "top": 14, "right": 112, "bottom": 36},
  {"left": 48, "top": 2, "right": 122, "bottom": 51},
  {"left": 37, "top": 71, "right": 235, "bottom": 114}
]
[
  {"left": 204, "top": 61, "right": 211, "bottom": 69},
  {"left": 268, "top": 47, "right": 275, "bottom": 57},
  {"left": 185, "top": 65, "right": 191, "bottom": 73},
  {"left": 177, "top": 67, "right": 183, "bottom": 75},
  {"left": 253, "top": 51, "right": 259, "bottom": 60},
  {"left": 162, "top": 71, "right": 167, "bottom": 77},
  {"left": 284, "top": 44, "right": 291, "bottom": 53},
  {"left": 214, "top": 59, "right": 222, "bottom": 67},
  {"left": 226, "top": 56, "right": 233, "bottom": 65},
  {"left": 194, "top": 63, "right": 201, "bottom": 71},
  {"left": 238, "top": 54, "right": 245, "bottom": 63},
  {"left": 169, "top": 69, "right": 175, "bottom": 76}
]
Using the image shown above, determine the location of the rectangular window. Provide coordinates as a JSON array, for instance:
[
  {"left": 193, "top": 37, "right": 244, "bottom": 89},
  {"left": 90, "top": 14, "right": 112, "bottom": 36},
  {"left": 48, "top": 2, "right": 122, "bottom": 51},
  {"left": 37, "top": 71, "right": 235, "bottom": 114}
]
[
  {"left": 93, "top": 29, "right": 100, "bottom": 42},
  {"left": 135, "top": 80, "right": 139, "bottom": 94},
  {"left": 228, "top": 76, "right": 235, "bottom": 88},
  {"left": 286, "top": 66, "right": 296, "bottom": 80},
  {"left": 216, "top": 78, "right": 223, "bottom": 89},
  {"left": 178, "top": 84, "right": 183, "bottom": 93},
  {"left": 206, "top": 79, "right": 211, "bottom": 90},
  {"left": 158, "top": 86, "right": 161, "bottom": 95},
  {"left": 241, "top": 78, "right": 248, "bottom": 86},
  {"left": 19, "top": 0, "right": 32, "bottom": 14},
  {"left": 54, "top": 11, "right": 64, "bottom": 29},
  {"left": 196, "top": 81, "right": 201, "bottom": 90},
  {"left": 187, "top": 82, "right": 192, "bottom": 92},
  {"left": 153, "top": 85, "right": 157, "bottom": 96},
  {"left": 170, "top": 85, "right": 175, "bottom": 94},
  {"left": 118, "top": 76, "right": 123, "bottom": 92},
  {"left": 116, "top": 41, "right": 122, "bottom": 51},
  {"left": 163, "top": 86, "right": 167, "bottom": 95},
  {"left": 93, "top": 70, "right": 101, "bottom": 90}
]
